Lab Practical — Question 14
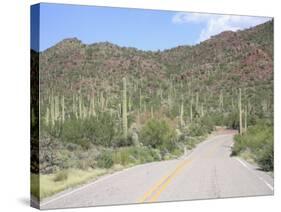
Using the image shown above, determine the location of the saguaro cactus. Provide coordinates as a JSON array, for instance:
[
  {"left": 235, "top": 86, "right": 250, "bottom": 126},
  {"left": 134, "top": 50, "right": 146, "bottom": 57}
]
[
  {"left": 50, "top": 93, "right": 55, "bottom": 126},
  {"left": 61, "top": 95, "right": 65, "bottom": 123},
  {"left": 122, "top": 77, "right": 128, "bottom": 138},
  {"left": 200, "top": 104, "right": 204, "bottom": 117},
  {"left": 117, "top": 103, "right": 121, "bottom": 119},
  {"left": 139, "top": 88, "right": 142, "bottom": 112},
  {"left": 72, "top": 94, "right": 76, "bottom": 117},
  {"left": 54, "top": 96, "right": 60, "bottom": 122},
  {"left": 100, "top": 91, "right": 105, "bottom": 111},
  {"left": 244, "top": 106, "right": 247, "bottom": 132},
  {"left": 180, "top": 101, "right": 184, "bottom": 127},
  {"left": 239, "top": 88, "right": 243, "bottom": 134},
  {"left": 219, "top": 90, "right": 224, "bottom": 112},
  {"left": 159, "top": 88, "right": 163, "bottom": 104},
  {"left": 45, "top": 107, "right": 50, "bottom": 126},
  {"left": 195, "top": 92, "right": 199, "bottom": 112},
  {"left": 151, "top": 106, "right": 154, "bottom": 118},
  {"left": 90, "top": 94, "right": 96, "bottom": 117},
  {"left": 190, "top": 95, "right": 193, "bottom": 123},
  {"left": 128, "top": 94, "right": 132, "bottom": 112},
  {"left": 78, "top": 93, "right": 82, "bottom": 119}
]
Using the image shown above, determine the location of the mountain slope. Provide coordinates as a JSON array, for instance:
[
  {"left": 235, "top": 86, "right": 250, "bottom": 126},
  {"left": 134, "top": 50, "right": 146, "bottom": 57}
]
[{"left": 38, "top": 21, "right": 273, "bottom": 96}]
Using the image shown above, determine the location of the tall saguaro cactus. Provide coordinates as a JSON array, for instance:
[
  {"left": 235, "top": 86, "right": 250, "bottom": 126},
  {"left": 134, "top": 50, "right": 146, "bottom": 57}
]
[
  {"left": 239, "top": 88, "right": 243, "bottom": 134},
  {"left": 45, "top": 107, "right": 50, "bottom": 126},
  {"left": 195, "top": 92, "right": 199, "bottom": 112},
  {"left": 50, "top": 92, "right": 55, "bottom": 126},
  {"left": 78, "top": 93, "right": 82, "bottom": 119},
  {"left": 61, "top": 95, "right": 65, "bottom": 123},
  {"left": 180, "top": 101, "right": 184, "bottom": 127},
  {"left": 54, "top": 96, "right": 60, "bottom": 122},
  {"left": 90, "top": 94, "right": 96, "bottom": 117},
  {"left": 122, "top": 77, "right": 128, "bottom": 138},
  {"left": 219, "top": 90, "right": 224, "bottom": 112},
  {"left": 190, "top": 95, "right": 193, "bottom": 123},
  {"left": 139, "top": 88, "right": 142, "bottom": 112},
  {"left": 244, "top": 106, "right": 247, "bottom": 132}
]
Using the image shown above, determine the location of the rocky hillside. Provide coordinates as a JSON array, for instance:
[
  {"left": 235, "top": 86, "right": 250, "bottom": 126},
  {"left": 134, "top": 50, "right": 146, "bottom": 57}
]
[
  {"left": 38, "top": 20, "right": 273, "bottom": 97},
  {"left": 31, "top": 20, "right": 273, "bottom": 175}
]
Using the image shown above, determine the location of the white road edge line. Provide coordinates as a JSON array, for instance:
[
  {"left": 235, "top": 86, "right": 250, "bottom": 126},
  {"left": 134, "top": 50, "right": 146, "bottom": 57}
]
[
  {"left": 40, "top": 151, "right": 194, "bottom": 207},
  {"left": 235, "top": 158, "right": 274, "bottom": 191},
  {"left": 41, "top": 134, "right": 232, "bottom": 207},
  {"left": 40, "top": 162, "right": 151, "bottom": 207}
]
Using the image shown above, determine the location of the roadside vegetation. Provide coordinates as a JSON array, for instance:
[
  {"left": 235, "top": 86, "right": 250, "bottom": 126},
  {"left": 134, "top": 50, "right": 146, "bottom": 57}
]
[
  {"left": 232, "top": 120, "right": 273, "bottom": 171},
  {"left": 30, "top": 21, "right": 273, "bottom": 201},
  {"left": 31, "top": 73, "right": 273, "bottom": 201},
  {"left": 32, "top": 114, "right": 209, "bottom": 200},
  {"left": 31, "top": 168, "right": 110, "bottom": 199}
]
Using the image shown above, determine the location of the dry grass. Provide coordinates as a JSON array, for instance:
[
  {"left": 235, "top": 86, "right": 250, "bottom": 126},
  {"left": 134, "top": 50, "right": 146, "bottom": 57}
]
[{"left": 31, "top": 165, "right": 124, "bottom": 200}]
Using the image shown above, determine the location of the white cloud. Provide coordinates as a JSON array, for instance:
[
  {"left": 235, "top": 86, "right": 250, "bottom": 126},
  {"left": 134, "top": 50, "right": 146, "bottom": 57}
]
[{"left": 172, "top": 12, "right": 271, "bottom": 42}]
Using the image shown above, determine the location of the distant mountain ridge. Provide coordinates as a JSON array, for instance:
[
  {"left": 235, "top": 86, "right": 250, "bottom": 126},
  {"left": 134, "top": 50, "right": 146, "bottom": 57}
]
[{"left": 34, "top": 20, "right": 273, "bottom": 103}]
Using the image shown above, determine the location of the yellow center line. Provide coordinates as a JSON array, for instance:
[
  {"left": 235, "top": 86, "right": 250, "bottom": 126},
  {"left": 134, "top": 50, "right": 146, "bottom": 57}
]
[
  {"left": 138, "top": 139, "right": 223, "bottom": 203},
  {"left": 148, "top": 159, "right": 191, "bottom": 202},
  {"left": 137, "top": 172, "right": 171, "bottom": 203},
  {"left": 138, "top": 159, "right": 192, "bottom": 203}
]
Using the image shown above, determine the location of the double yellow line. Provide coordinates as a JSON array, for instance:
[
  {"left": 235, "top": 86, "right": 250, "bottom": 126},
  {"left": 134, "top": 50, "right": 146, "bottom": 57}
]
[
  {"left": 138, "top": 139, "right": 222, "bottom": 203},
  {"left": 138, "top": 159, "right": 192, "bottom": 203}
]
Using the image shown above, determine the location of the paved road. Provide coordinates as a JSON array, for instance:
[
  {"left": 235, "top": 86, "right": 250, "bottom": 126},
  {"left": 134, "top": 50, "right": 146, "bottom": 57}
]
[{"left": 40, "top": 131, "right": 273, "bottom": 209}]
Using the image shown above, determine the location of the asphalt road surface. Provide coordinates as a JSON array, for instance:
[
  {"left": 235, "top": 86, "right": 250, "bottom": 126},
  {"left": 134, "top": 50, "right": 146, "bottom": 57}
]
[{"left": 40, "top": 131, "right": 273, "bottom": 209}]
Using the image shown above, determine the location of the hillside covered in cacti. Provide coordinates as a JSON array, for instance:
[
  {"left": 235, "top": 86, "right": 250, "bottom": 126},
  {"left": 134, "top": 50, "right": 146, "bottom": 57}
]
[{"left": 31, "top": 20, "right": 273, "bottom": 199}]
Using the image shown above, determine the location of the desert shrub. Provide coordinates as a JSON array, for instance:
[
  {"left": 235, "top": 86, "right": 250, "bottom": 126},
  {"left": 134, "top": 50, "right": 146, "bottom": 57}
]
[
  {"left": 211, "top": 113, "right": 225, "bottom": 126},
  {"left": 231, "top": 134, "right": 244, "bottom": 156},
  {"left": 232, "top": 121, "right": 273, "bottom": 171},
  {"left": 53, "top": 170, "right": 68, "bottom": 182},
  {"left": 61, "top": 119, "right": 85, "bottom": 145},
  {"left": 188, "top": 122, "right": 207, "bottom": 137},
  {"left": 199, "top": 116, "right": 215, "bottom": 133},
  {"left": 131, "top": 146, "right": 161, "bottom": 162},
  {"left": 170, "top": 146, "right": 184, "bottom": 157},
  {"left": 112, "top": 146, "right": 161, "bottom": 165},
  {"left": 224, "top": 112, "right": 239, "bottom": 129},
  {"left": 61, "top": 112, "right": 115, "bottom": 148},
  {"left": 112, "top": 134, "right": 133, "bottom": 147},
  {"left": 140, "top": 119, "right": 177, "bottom": 152},
  {"left": 44, "top": 121, "right": 63, "bottom": 138},
  {"left": 255, "top": 139, "right": 273, "bottom": 171},
  {"left": 186, "top": 137, "right": 199, "bottom": 150},
  {"left": 96, "top": 151, "right": 114, "bottom": 168},
  {"left": 113, "top": 147, "right": 136, "bottom": 165},
  {"left": 83, "top": 113, "right": 115, "bottom": 147}
]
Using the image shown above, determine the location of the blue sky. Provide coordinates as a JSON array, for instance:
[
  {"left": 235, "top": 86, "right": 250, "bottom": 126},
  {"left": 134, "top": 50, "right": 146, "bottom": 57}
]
[{"left": 31, "top": 3, "right": 271, "bottom": 52}]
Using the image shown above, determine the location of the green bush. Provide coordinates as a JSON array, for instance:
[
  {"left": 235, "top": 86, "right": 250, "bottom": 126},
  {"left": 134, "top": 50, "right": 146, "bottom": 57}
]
[
  {"left": 140, "top": 119, "right": 176, "bottom": 152},
  {"left": 112, "top": 134, "right": 133, "bottom": 147},
  {"left": 231, "top": 134, "right": 244, "bottom": 156},
  {"left": 113, "top": 147, "right": 135, "bottom": 165},
  {"left": 232, "top": 121, "right": 273, "bottom": 171},
  {"left": 61, "top": 113, "right": 115, "bottom": 148},
  {"left": 61, "top": 119, "right": 85, "bottom": 145},
  {"left": 188, "top": 122, "right": 207, "bottom": 137},
  {"left": 96, "top": 151, "right": 114, "bottom": 168},
  {"left": 112, "top": 146, "right": 161, "bottom": 166},
  {"left": 224, "top": 112, "right": 239, "bottom": 129},
  {"left": 53, "top": 170, "right": 68, "bottom": 182},
  {"left": 200, "top": 116, "right": 215, "bottom": 133},
  {"left": 83, "top": 113, "right": 115, "bottom": 147},
  {"left": 255, "top": 139, "right": 273, "bottom": 171}
]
